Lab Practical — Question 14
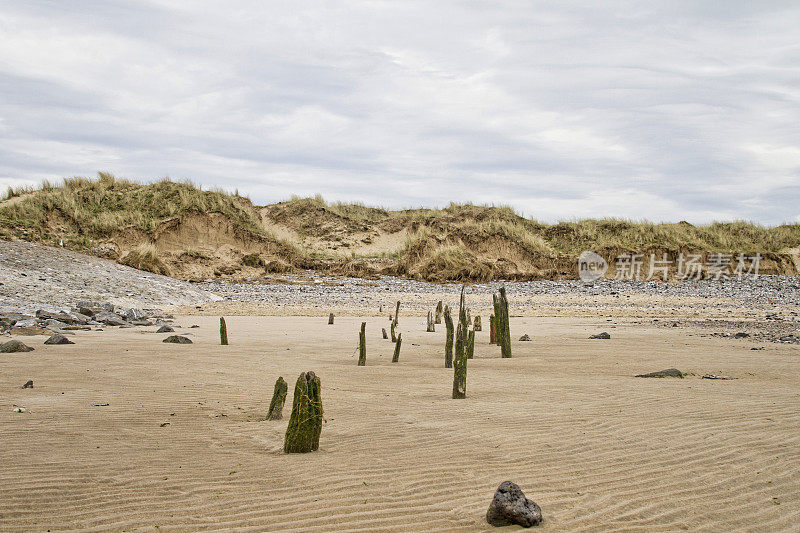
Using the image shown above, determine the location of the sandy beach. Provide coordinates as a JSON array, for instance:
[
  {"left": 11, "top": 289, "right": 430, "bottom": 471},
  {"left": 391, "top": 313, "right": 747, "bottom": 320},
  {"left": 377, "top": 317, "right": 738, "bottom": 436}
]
[{"left": 3, "top": 311, "right": 799, "bottom": 531}]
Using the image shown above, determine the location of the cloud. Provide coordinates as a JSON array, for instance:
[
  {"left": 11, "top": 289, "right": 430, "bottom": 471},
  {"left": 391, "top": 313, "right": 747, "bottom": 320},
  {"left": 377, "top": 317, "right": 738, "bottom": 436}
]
[{"left": 0, "top": 1, "right": 799, "bottom": 224}]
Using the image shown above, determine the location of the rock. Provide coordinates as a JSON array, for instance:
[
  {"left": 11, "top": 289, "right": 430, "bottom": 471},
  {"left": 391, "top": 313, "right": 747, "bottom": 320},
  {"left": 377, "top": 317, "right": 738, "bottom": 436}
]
[
  {"left": 779, "top": 335, "right": 795, "bottom": 342},
  {"left": 635, "top": 368, "right": 683, "bottom": 378},
  {"left": 733, "top": 332, "right": 750, "bottom": 339},
  {"left": 12, "top": 406, "right": 27, "bottom": 413},
  {"left": 702, "top": 374, "right": 736, "bottom": 380},
  {"left": 1, "top": 340, "right": 34, "bottom": 353},
  {"left": 518, "top": 334, "right": 531, "bottom": 341},
  {"left": 36, "top": 309, "right": 76, "bottom": 324},
  {"left": 92, "top": 311, "right": 127, "bottom": 326},
  {"left": 156, "top": 325, "right": 174, "bottom": 333},
  {"left": 163, "top": 335, "right": 192, "bottom": 344},
  {"left": 590, "top": 332, "right": 611, "bottom": 339},
  {"left": 486, "top": 481, "right": 542, "bottom": 528},
  {"left": 44, "top": 318, "right": 70, "bottom": 330},
  {"left": 62, "top": 325, "right": 91, "bottom": 331},
  {"left": 44, "top": 333, "right": 75, "bottom": 345},
  {"left": 130, "top": 319, "right": 153, "bottom": 326},
  {"left": 22, "top": 380, "right": 33, "bottom": 389},
  {"left": 77, "top": 300, "right": 113, "bottom": 312},
  {"left": 12, "top": 318, "right": 37, "bottom": 328},
  {"left": 10, "top": 326, "right": 51, "bottom": 336},
  {"left": 190, "top": 324, "right": 199, "bottom": 328},
  {"left": 69, "top": 311, "right": 92, "bottom": 325},
  {"left": 125, "top": 308, "right": 147, "bottom": 321}
]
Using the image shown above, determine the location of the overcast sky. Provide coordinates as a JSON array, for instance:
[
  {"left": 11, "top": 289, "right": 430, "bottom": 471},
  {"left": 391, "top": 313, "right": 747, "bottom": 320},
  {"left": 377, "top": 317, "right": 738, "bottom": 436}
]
[{"left": 1, "top": 1, "right": 798, "bottom": 224}]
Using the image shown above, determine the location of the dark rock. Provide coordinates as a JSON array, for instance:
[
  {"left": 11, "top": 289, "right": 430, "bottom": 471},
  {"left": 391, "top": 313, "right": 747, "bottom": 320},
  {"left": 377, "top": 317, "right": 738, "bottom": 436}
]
[
  {"left": 92, "top": 311, "right": 127, "bottom": 326},
  {"left": 163, "top": 335, "right": 192, "bottom": 344},
  {"left": 44, "top": 333, "right": 75, "bottom": 345},
  {"left": 22, "top": 380, "right": 34, "bottom": 389},
  {"left": 589, "top": 332, "right": 611, "bottom": 339},
  {"left": 519, "top": 334, "right": 531, "bottom": 341},
  {"left": 733, "top": 332, "right": 750, "bottom": 339},
  {"left": 1, "top": 340, "right": 34, "bottom": 353},
  {"left": 130, "top": 319, "right": 153, "bottom": 326},
  {"left": 125, "top": 308, "right": 147, "bottom": 321},
  {"left": 190, "top": 325, "right": 199, "bottom": 328},
  {"left": 635, "top": 368, "right": 683, "bottom": 378},
  {"left": 486, "top": 481, "right": 542, "bottom": 528},
  {"left": 156, "top": 325, "right": 174, "bottom": 333}
]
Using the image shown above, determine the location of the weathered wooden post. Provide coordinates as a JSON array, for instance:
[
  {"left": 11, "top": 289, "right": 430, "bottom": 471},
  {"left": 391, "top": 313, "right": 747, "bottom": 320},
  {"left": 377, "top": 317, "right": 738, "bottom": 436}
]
[
  {"left": 267, "top": 376, "right": 288, "bottom": 420},
  {"left": 358, "top": 322, "right": 367, "bottom": 366},
  {"left": 498, "top": 287, "right": 512, "bottom": 358},
  {"left": 444, "top": 305, "right": 454, "bottom": 368},
  {"left": 453, "top": 285, "right": 468, "bottom": 398},
  {"left": 283, "top": 371, "right": 323, "bottom": 453},
  {"left": 219, "top": 317, "right": 228, "bottom": 345},
  {"left": 489, "top": 314, "right": 496, "bottom": 344},
  {"left": 492, "top": 294, "right": 501, "bottom": 345},
  {"left": 328, "top": 313, "right": 334, "bottom": 325},
  {"left": 435, "top": 301, "right": 443, "bottom": 324},
  {"left": 474, "top": 315, "right": 482, "bottom": 331},
  {"left": 467, "top": 329, "right": 475, "bottom": 359},
  {"left": 390, "top": 321, "right": 397, "bottom": 343},
  {"left": 382, "top": 327, "right": 388, "bottom": 339},
  {"left": 393, "top": 301, "right": 401, "bottom": 326},
  {"left": 392, "top": 333, "right": 402, "bottom": 363},
  {"left": 427, "top": 310, "right": 436, "bottom": 332}
]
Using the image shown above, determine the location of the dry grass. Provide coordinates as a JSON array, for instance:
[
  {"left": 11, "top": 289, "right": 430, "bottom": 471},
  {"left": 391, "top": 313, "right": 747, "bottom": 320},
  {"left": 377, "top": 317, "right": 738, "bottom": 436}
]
[{"left": 119, "top": 243, "right": 170, "bottom": 276}]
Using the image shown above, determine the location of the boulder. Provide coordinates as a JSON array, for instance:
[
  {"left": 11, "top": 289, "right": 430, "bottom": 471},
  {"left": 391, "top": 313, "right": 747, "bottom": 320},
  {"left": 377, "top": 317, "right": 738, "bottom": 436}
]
[
  {"left": 36, "top": 310, "right": 81, "bottom": 325},
  {"left": 156, "top": 325, "right": 174, "bottom": 333},
  {"left": 44, "top": 319, "right": 70, "bottom": 330},
  {"left": 125, "top": 308, "right": 147, "bottom": 321},
  {"left": 10, "top": 326, "right": 51, "bottom": 336},
  {"left": 635, "top": 368, "right": 683, "bottom": 378},
  {"left": 44, "top": 333, "right": 75, "bottom": 345},
  {"left": 486, "top": 481, "right": 542, "bottom": 528},
  {"left": 589, "top": 332, "right": 611, "bottom": 339},
  {"left": 163, "top": 335, "right": 192, "bottom": 344},
  {"left": 1, "top": 340, "right": 34, "bottom": 353},
  {"left": 92, "top": 311, "right": 127, "bottom": 326},
  {"left": 733, "top": 332, "right": 750, "bottom": 339}
]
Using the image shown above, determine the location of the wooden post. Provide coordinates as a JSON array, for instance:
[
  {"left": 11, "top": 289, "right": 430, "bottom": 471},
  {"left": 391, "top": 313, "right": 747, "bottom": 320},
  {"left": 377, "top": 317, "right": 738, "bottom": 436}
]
[
  {"left": 283, "top": 371, "right": 323, "bottom": 453},
  {"left": 219, "top": 317, "right": 228, "bottom": 345},
  {"left": 474, "top": 315, "right": 482, "bottom": 331},
  {"left": 328, "top": 313, "right": 334, "bottom": 325},
  {"left": 393, "top": 301, "right": 401, "bottom": 326},
  {"left": 392, "top": 333, "right": 402, "bottom": 363},
  {"left": 498, "top": 287, "right": 512, "bottom": 358},
  {"left": 452, "top": 285, "right": 468, "bottom": 398},
  {"left": 358, "top": 322, "right": 367, "bottom": 366},
  {"left": 492, "top": 294, "right": 501, "bottom": 345},
  {"left": 390, "top": 321, "right": 397, "bottom": 343},
  {"left": 435, "top": 300, "right": 443, "bottom": 324},
  {"left": 467, "top": 329, "right": 475, "bottom": 359},
  {"left": 444, "top": 305, "right": 454, "bottom": 368},
  {"left": 267, "top": 376, "right": 288, "bottom": 420},
  {"left": 489, "top": 314, "right": 496, "bottom": 344},
  {"left": 382, "top": 327, "right": 388, "bottom": 339},
  {"left": 427, "top": 310, "right": 435, "bottom": 332}
]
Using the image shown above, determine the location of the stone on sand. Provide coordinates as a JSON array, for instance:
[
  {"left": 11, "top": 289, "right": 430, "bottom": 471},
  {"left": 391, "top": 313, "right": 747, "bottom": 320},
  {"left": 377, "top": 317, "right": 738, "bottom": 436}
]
[
  {"left": 635, "top": 368, "right": 683, "bottom": 378},
  {"left": 163, "top": 335, "right": 192, "bottom": 344},
  {"left": 1, "top": 340, "right": 34, "bottom": 353},
  {"left": 44, "top": 333, "right": 74, "bottom": 345},
  {"left": 486, "top": 481, "right": 542, "bottom": 528},
  {"left": 590, "top": 332, "right": 611, "bottom": 339}
]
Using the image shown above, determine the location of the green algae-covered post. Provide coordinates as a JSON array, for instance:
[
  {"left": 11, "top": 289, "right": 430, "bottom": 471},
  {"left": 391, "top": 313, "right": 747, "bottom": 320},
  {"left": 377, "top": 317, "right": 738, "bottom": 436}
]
[
  {"left": 444, "top": 305, "right": 454, "bottom": 368},
  {"left": 452, "top": 285, "right": 468, "bottom": 398},
  {"left": 267, "top": 376, "right": 288, "bottom": 420},
  {"left": 219, "top": 317, "right": 228, "bottom": 345},
  {"left": 474, "top": 315, "right": 482, "bottom": 331},
  {"left": 358, "top": 322, "right": 367, "bottom": 366},
  {"left": 435, "top": 300, "right": 443, "bottom": 324},
  {"left": 392, "top": 332, "right": 402, "bottom": 363},
  {"left": 467, "top": 328, "right": 475, "bottom": 359},
  {"left": 393, "top": 301, "right": 401, "bottom": 326},
  {"left": 283, "top": 371, "right": 323, "bottom": 453},
  {"left": 498, "top": 286, "right": 512, "bottom": 358},
  {"left": 390, "top": 321, "right": 397, "bottom": 343},
  {"left": 328, "top": 313, "right": 334, "bottom": 325},
  {"left": 489, "top": 314, "right": 496, "bottom": 344}
]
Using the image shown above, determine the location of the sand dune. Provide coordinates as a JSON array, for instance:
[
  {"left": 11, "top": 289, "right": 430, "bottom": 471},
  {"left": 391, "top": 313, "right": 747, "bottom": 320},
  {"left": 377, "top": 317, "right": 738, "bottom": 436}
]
[{"left": 2, "top": 315, "right": 799, "bottom": 531}]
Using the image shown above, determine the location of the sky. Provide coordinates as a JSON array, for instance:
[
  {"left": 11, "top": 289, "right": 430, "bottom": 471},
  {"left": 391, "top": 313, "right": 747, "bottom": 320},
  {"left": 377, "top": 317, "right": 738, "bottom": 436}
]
[{"left": 1, "top": 1, "right": 799, "bottom": 224}]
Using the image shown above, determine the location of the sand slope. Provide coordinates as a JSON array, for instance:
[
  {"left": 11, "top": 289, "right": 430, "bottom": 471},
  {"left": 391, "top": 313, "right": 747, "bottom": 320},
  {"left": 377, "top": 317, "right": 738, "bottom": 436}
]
[{"left": 2, "top": 316, "right": 799, "bottom": 531}]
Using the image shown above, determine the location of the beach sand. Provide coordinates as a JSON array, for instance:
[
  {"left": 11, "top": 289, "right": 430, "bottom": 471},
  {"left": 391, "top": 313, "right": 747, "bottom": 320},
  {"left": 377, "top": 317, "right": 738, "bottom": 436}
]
[{"left": 2, "top": 314, "right": 799, "bottom": 531}]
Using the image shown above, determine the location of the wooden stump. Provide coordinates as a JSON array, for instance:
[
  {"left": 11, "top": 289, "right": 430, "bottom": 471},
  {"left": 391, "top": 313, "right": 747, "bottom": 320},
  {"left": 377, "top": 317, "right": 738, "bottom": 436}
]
[
  {"left": 467, "top": 329, "right": 475, "bottom": 359},
  {"left": 489, "top": 314, "right": 496, "bottom": 344},
  {"left": 498, "top": 287, "right": 512, "bottom": 358},
  {"left": 435, "top": 300, "right": 443, "bottom": 324},
  {"left": 358, "top": 322, "right": 367, "bottom": 366},
  {"left": 427, "top": 310, "right": 436, "bottom": 332},
  {"left": 474, "top": 315, "right": 482, "bottom": 331},
  {"left": 393, "top": 301, "right": 401, "bottom": 326},
  {"left": 219, "top": 317, "right": 228, "bottom": 346},
  {"left": 267, "top": 376, "right": 288, "bottom": 420},
  {"left": 382, "top": 327, "right": 388, "bottom": 339},
  {"left": 392, "top": 333, "right": 402, "bottom": 363},
  {"left": 444, "top": 305, "right": 454, "bottom": 368},
  {"left": 283, "top": 371, "right": 323, "bottom": 453},
  {"left": 328, "top": 313, "right": 334, "bottom": 325},
  {"left": 452, "top": 285, "right": 468, "bottom": 399}
]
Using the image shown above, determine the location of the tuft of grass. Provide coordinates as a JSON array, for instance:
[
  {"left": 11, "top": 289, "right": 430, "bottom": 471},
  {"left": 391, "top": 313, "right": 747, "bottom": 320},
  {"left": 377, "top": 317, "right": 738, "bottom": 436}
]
[{"left": 120, "top": 243, "right": 170, "bottom": 275}]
